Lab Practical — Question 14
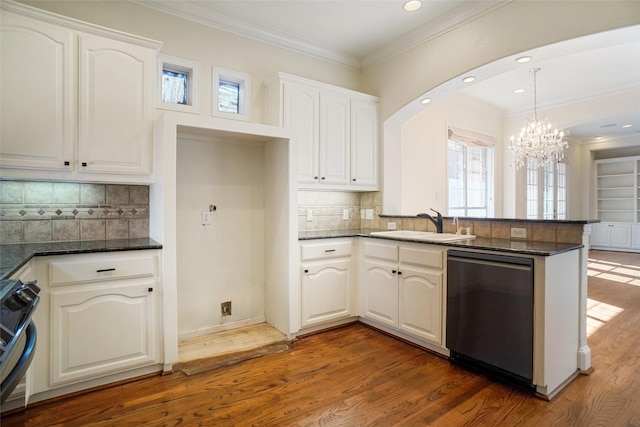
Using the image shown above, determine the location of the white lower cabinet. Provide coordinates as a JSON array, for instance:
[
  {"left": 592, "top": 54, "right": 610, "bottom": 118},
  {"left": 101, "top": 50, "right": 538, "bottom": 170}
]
[
  {"left": 30, "top": 250, "right": 162, "bottom": 399},
  {"left": 591, "top": 222, "right": 633, "bottom": 250},
  {"left": 359, "top": 239, "right": 444, "bottom": 347},
  {"left": 50, "top": 282, "right": 157, "bottom": 386},
  {"left": 300, "top": 239, "right": 354, "bottom": 329}
]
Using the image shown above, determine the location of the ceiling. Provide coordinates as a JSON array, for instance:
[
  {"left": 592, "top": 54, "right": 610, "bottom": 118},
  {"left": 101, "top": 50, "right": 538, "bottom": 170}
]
[{"left": 137, "top": 0, "right": 639, "bottom": 146}]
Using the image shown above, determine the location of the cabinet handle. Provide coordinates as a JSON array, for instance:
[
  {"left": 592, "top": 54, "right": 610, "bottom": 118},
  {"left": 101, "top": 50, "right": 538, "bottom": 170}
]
[
  {"left": 96, "top": 268, "right": 116, "bottom": 273},
  {"left": 148, "top": 287, "right": 154, "bottom": 292},
  {"left": 325, "top": 249, "right": 336, "bottom": 253},
  {"left": 64, "top": 161, "right": 70, "bottom": 166},
  {"left": 304, "top": 269, "right": 309, "bottom": 273},
  {"left": 81, "top": 162, "right": 87, "bottom": 167}
]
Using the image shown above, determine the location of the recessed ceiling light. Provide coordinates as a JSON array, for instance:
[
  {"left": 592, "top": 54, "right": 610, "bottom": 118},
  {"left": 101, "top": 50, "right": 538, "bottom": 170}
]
[
  {"left": 462, "top": 76, "right": 475, "bottom": 83},
  {"left": 403, "top": 0, "right": 422, "bottom": 12},
  {"left": 420, "top": 98, "right": 432, "bottom": 105},
  {"left": 514, "top": 89, "right": 525, "bottom": 94},
  {"left": 516, "top": 56, "right": 532, "bottom": 63},
  {"left": 622, "top": 124, "right": 633, "bottom": 128},
  {"left": 595, "top": 136, "right": 604, "bottom": 140}
]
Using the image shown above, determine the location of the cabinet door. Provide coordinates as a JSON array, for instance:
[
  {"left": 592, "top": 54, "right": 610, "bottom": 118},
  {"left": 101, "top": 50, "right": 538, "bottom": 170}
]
[
  {"left": 50, "top": 283, "right": 157, "bottom": 385},
  {"left": 319, "top": 92, "right": 350, "bottom": 185},
  {"left": 362, "top": 261, "right": 398, "bottom": 327},
  {"left": 610, "top": 223, "right": 632, "bottom": 248},
  {"left": 590, "top": 223, "right": 610, "bottom": 247},
  {"left": 301, "top": 260, "right": 351, "bottom": 327},
  {"left": 283, "top": 82, "right": 320, "bottom": 185},
  {"left": 350, "top": 99, "right": 379, "bottom": 189},
  {"left": 0, "top": 12, "right": 74, "bottom": 171},
  {"left": 633, "top": 225, "right": 640, "bottom": 249},
  {"left": 78, "top": 33, "right": 155, "bottom": 175},
  {"left": 399, "top": 267, "right": 442, "bottom": 344}
]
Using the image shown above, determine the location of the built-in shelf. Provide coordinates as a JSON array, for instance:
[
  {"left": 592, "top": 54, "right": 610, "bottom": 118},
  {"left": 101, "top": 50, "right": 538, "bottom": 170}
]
[{"left": 594, "top": 156, "right": 640, "bottom": 223}]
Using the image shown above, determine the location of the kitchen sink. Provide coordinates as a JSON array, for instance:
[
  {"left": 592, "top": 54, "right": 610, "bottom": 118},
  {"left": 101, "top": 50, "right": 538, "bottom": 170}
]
[{"left": 369, "top": 230, "right": 475, "bottom": 242}]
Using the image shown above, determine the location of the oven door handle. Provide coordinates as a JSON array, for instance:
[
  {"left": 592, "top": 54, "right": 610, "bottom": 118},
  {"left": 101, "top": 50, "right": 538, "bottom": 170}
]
[{"left": 0, "top": 321, "right": 37, "bottom": 404}]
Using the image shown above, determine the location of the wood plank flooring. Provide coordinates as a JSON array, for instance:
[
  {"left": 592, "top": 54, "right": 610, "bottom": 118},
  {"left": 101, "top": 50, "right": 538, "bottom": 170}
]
[{"left": 3, "top": 249, "right": 639, "bottom": 426}]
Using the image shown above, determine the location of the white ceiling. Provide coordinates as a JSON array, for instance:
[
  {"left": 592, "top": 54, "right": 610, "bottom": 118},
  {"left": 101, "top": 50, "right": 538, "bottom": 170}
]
[{"left": 136, "top": 0, "right": 640, "bottom": 146}]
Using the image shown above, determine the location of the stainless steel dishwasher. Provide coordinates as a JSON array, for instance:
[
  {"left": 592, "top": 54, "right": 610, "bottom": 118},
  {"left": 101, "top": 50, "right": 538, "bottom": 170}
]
[{"left": 446, "top": 250, "right": 535, "bottom": 391}]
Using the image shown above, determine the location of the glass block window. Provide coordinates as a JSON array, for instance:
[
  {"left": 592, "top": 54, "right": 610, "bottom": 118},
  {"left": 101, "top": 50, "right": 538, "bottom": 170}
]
[
  {"left": 213, "top": 68, "right": 251, "bottom": 121},
  {"left": 162, "top": 69, "right": 188, "bottom": 105},
  {"left": 218, "top": 80, "right": 241, "bottom": 113},
  {"left": 158, "top": 55, "right": 198, "bottom": 112}
]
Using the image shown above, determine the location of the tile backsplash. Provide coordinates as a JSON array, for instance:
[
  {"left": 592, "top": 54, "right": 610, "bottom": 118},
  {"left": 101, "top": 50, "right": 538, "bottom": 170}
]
[
  {"left": 298, "top": 190, "right": 383, "bottom": 232},
  {"left": 0, "top": 181, "right": 150, "bottom": 244}
]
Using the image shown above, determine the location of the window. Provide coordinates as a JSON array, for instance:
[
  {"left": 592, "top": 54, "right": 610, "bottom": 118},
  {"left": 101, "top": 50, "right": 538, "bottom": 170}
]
[
  {"left": 162, "top": 70, "right": 187, "bottom": 104},
  {"left": 526, "top": 161, "right": 567, "bottom": 219},
  {"left": 447, "top": 127, "right": 495, "bottom": 217},
  {"left": 213, "top": 68, "right": 251, "bottom": 121},
  {"left": 159, "top": 55, "right": 198, "bottom": 113}
]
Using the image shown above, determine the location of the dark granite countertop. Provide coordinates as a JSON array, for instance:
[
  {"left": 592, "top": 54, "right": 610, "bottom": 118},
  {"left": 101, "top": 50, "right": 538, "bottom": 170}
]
[
  {"left": 379, "top": 215, "right": 599, "bottom": 224},
  {"left": 0, "top": 238, "right": 163, "bottom": 280},
  {"left": 299, "top": 229, "right": 582, "bottom": 256}
]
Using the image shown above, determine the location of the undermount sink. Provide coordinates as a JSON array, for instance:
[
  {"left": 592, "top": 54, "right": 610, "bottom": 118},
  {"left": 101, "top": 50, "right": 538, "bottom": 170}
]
[{"left": 370, "top": 230, "right": 475, "bottom": 242}]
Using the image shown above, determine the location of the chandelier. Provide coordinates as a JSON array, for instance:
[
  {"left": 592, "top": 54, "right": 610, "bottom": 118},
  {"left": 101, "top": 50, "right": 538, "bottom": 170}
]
[{"left": 509, "top": 68, "right": 568, "bottom": 169}]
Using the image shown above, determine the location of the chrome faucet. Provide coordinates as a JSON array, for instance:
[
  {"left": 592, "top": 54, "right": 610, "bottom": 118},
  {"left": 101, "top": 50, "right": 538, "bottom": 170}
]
[{"left": 417, "top": 209, "right": 443, "bottom": 233}]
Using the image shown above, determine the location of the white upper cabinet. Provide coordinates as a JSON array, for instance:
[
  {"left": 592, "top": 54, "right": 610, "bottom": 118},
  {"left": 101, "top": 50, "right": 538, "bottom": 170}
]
[
  {"left": 319, "top": 91, "right": 350, "bottom": 186},
  {"left": 0, "top": 2, "right": 161, "bottom": 183},
  {"left": 350, "top": 99, "right": 379, "bottom": 187},
  {"left": 265, "top": 73, "right": 379, "bottom": 191},
  {"left": 282, "top": 82, "right": 320, "bottom": 184},
  {"left": 0, "top": 11, "right": 74, "bottom": 172},
  {"left": 78, "top": 34, "right": 156, "bottom": 176}
]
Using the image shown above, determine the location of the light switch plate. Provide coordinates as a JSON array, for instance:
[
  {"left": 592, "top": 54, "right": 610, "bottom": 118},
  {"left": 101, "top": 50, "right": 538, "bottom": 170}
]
[
  {"left": 387, "top": 222, "right": 397, "bottom": 230},
  {"left": 201, "top": 211, "right": 211, "bottom": 225},
  {"left": 365, "top": 209, "right": 374, "bottom": 220}
]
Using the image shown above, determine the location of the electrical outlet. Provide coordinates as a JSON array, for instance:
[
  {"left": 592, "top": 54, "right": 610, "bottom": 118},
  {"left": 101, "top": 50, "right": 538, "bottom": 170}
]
[
  {"left": 387, "top": 222, "right": 397, "bottom": 230},
  {"left": 221, "top": 301, "right": 232, "bottom": 316},
  {"left": 343, "top": 209, "right": 349, "bottom": 220},
  {"left": 360, "top": 209, "right": 365, "bottom": 219},
  {"left": 365, "top": 209, "right": 374, "bottom": 220},
  {"left": 511, "top": 227, "right": 527, "bottom": 239}
]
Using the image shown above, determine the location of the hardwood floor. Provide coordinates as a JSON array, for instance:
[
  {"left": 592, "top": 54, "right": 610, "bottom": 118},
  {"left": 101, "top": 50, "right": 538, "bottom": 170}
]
[{"left": 3, "top": 250, "right": 639, "bottom": 426}]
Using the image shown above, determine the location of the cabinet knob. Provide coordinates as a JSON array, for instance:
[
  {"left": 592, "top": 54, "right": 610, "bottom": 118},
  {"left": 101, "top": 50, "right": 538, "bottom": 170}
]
[
  {"left": 304, "top": 269, "right": 309, "bottom": 273},
  {"left": 81, "top": 162, "right": 87, "bottom": 167},
  {"left": 398, "top": 271, "right": 402, "bottom": 275},
  {"left": 314, "top": 176, "right": 319, "bottom": 180},
  {"left": 148, "top": 287, "right": 154, "bottom": 292},
  {"left": 392, "top": 269, "right": 397, "bottom": 274},
  {"left": 64, "top": 161, "right": 70, "bottom": 166},
  {"left": 352, "top": 178, "right": 356, "bottom": 182},
  {"left": 321, "top": 177, "right": 326, "bottom": 180}
]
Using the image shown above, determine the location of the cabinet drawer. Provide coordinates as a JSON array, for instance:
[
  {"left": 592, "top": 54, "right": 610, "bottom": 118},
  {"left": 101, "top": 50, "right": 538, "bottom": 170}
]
[
  {"left": 301, "top": 241, "right": 352, "bottom": 261},
  {"left": 363, "top": 241, "right": 398, "bottom": 262},
  {"left": 50, "top": 254, "right": 155, "bottom": 286},
  {"left": 399, "top": 246, "right": 443, "bottom": 269}
]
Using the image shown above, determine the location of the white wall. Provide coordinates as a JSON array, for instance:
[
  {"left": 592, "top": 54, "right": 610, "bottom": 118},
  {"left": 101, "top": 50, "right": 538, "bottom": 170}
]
[
  {"left": 361, "top": 0, "right": 640, "bottom": 216},
  {"left": 21, "top": 0, "right": 363, "bottom": 125},
  {"left": 176, "top": 134, "right": 266, "bottom": 336},
  {"left": 399, "top": 93, "right": 503, "bottom": 216}
]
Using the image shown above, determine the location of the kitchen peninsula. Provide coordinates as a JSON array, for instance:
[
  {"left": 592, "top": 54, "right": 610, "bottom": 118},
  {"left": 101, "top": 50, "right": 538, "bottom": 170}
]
[{"left": 299, "top": 216, "right": 596, "bottom": 400}]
